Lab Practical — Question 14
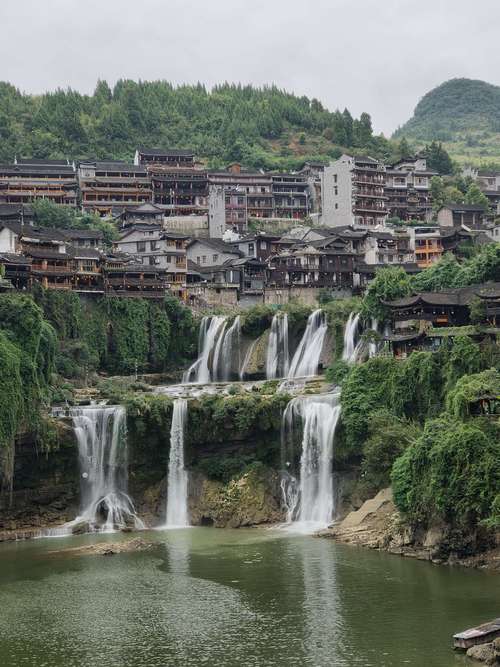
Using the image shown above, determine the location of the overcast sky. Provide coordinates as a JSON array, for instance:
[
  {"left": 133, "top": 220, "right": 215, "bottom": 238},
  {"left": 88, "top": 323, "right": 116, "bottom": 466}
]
[{"left": 1, "top": 0, "right": 499, "bottom": 136}]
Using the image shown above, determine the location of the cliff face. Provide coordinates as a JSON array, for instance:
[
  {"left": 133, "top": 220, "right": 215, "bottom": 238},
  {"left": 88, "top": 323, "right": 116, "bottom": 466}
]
[{"left": 0, "top": 423, "right": 79, "bottom": 537}]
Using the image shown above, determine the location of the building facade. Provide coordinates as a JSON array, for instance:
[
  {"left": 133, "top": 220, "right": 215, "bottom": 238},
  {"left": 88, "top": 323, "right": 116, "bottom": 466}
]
[
  {"left": 78, "top": 161, "right": 151, "bottom": 216},
  {"left": 321, "top": 154, "right": 388, "bottom": 228},
  {"left": 0, "top": 159, "right": 77, "bottom": 207},
  {"left": 385, "top": 156, "right": 435, "bottom": 221}
]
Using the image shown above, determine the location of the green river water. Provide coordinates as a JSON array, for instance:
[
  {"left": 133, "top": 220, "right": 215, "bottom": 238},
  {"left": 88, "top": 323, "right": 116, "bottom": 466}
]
[{"left": 0, "top": 528, "right": 498, "bottom": 666}]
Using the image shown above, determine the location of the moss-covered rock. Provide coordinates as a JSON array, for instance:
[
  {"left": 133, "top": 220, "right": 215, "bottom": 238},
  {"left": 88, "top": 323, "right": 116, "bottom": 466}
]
[{"left": 188, "top": 465, "right": 282, "bottom": 527}]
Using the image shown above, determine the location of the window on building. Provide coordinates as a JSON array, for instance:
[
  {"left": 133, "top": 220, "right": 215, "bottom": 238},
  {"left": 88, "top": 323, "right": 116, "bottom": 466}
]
[
  {"left": 137, "top": 241, "right": 146, "bottom": 252},
  {"left": 334, "top": 187, "right": 338, "bottom": 196},
  {"left": 196, "top": 256, "right": 201, "bottom": 264},
  {"left": 248, "top": 243, "right": 254, "bottom": 254},
  {"left": 150, "top": 241, "right": 158, "bottom": 251},
  {"left": 202, "top": 255, "right": 207, "bottom": 264},
  {"left": 149, "top": 256, "right": 156, "bottom": 266},
  {"left": 334, "top": 174, "right": 338, "bottom": 183},
  {"left": 261, "top": 241, "right": 267, "bottom": 249},
  {"left": 213, "top": 254, "right": 218, "bottom": 263},
  {"left": 335, "top": 203, "right": 338, "bottom": 210}
]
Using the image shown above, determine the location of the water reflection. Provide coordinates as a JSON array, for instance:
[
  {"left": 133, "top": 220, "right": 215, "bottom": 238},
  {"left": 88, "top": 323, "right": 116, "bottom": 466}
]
[{"left": 0, "top": 529, "right": 497, "bottom": 667}]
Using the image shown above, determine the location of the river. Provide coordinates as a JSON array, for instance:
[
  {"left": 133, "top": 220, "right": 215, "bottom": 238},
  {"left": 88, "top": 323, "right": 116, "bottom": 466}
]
[{"left": 0, "top": 528, "right": 497, "bottom": 666}]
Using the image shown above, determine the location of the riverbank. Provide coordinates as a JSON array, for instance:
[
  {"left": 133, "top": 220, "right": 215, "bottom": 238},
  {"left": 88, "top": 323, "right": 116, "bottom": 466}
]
[{"left": 321, "top": 488, "right": 500, "bottom": 572}]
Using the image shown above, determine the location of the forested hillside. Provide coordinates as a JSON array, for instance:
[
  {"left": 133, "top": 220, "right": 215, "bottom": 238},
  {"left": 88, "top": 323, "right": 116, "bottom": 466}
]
[
  {"left": 395, "top": 78, "right": 500, "bottom": 166},
  {"left": 0, "top": 80, "right": 397, "bottom": 169}
]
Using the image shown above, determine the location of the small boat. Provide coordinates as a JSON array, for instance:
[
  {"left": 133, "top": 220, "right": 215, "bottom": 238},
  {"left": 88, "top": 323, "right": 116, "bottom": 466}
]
[{"left": 453, "top": 618, "right": 500, "bottom": 649}]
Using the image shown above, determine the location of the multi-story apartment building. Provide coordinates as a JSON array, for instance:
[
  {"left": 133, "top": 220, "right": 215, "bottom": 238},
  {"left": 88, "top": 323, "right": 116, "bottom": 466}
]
[
  {"left": 408, "top": 226, "right": 443, "bottom": 269},
  {"left": 385, "top": 156, "right": 435, "bottom": 221},
  {"left": 271, "top": 173, "right": 309, "bottom": 219},
  {"left": 209, "top": 163, "right": 273, "bottom": 224},
  {"left": 266, "top": 244, "right": 355, "bottom": 289},
  {"left": 321, "top": 155, "right": 387, "bottom": 228},
  {"left": 114, "top": 224, "right": 188, "bottom": 299},
  {"left": 0, "top": 159, "right": 77, "bottom": 207},
  {"left": 135, "top": 147, "right": 208, "bottom": 217},
  {"left": 78, "top": 161, "right": 151, "bottom": 216}
]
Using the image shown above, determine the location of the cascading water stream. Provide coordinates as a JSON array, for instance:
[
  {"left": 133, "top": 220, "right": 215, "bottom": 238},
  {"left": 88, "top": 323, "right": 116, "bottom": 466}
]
[
  {"left": 165, "top": 399, "right": 190, "bottom": 527},
  {"left": 183, "top": 316, "right": 227, "bottom": 384},
  {"left": 280, "top": 391, "right": 341, "bottom": 531},
  {"left": 342, "top": 312, "right": 363, "bottom": 364},
  {"left": 288, "top": 309, "right": 328, "bottom": 378},
  {"left": 215, "top": 315, "right": 241, "bottom": 382},
  {"left": 266, "top": 313, "right": 289, "bottom": 380},
  {"left": 58, "top": 405, "right": 144, "bottom": 533},
  {"left": 183, "top": 315, "right": 243, "bottom": 383}
]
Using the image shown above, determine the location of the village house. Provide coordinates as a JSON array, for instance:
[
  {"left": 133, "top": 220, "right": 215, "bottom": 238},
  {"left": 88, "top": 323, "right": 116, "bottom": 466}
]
[
  {"left": 135, "top": 147, "right": 208, "bottom": 217},
  {"left": 186, "top": 237, "right": 242, "bottom": 268},
  {"left": 408, "top": 226, "right": 444, "bottom": 268},
  {"left": 72, "top": 247, "right": 104, "bottom": 294},
  {"left": 271, "top": 173, "right": 310, "bottom": 219},
  {"left": 61, "top": 228, "right": 104, "bottom": 249},
  {"left": 437, "top": 203, "right": 486, "bottom": 228},
  {"left": 120, "top": 203, "right": 165, "bottom": 227},
  {"left": 209, "top": 163, "right": 274, "bottom": 225},
  {"left": 102, "top": 253, "right": 169, "bottom": 299},
  {"left": 231, "top": 232, "right": 281, "bottom": 261},
  {"left": 384, "top": 283, "right": 500, "bottom": 357},
  {"left": 266, "top": 243, "right": 356, "bottom": 290},
  {"left": 385, "top": 156, "right": 435, "bottom": 221},
  {"left": 78, "top": 160, "right": 152, "bottom": 216},
  {"left": 0, "top": 159, "right": 77, "bottom": 207},
  {"left": 114, "top": 224, "right": 188, "bottom": 299}
]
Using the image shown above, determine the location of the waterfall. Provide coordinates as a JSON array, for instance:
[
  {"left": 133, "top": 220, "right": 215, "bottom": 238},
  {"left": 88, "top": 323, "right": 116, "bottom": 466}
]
[
  {"left": 65, "top": 405, "right": 144, "bottom": 533},
  {"left": 183, "top": 315, "right": 243, "bottom": 383},
  {"left": 280, "top": 391, "right": 341, "bottom": 530},
  {"left": 266, "top": 313, "right": 289, "bottom": 379},
  {"left": 342, "top": 312, "right": 363, "bottom": 364},
  {"left": 288, "top": 309, "right": 328, "bottom": 378},
  {"left": 165, "top": 399, "right": 190, "bottom": 527},
  {"left": 183, "top": 316, "right": 227, "bottom": 383},
  {"left": 215, "top": 315, "right": 241, "bottom": 382}
]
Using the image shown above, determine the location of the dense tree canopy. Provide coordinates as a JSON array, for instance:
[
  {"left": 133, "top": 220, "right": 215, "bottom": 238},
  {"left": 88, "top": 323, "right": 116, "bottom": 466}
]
[{"left": 0, "top": 80, "right": 397, "bottom": 169}]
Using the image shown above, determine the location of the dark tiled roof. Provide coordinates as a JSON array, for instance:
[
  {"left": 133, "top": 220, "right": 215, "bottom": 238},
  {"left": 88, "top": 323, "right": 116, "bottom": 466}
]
[
  {"left": 62, "top": 229, "right": 104, "bottom": 240},
  {"left": 137, "top": 147, "right": 195, "bottom": 157},
  {"left": 187, "top": 259, "right": 203, "bottom": 274},
  {"left": 24, "top": 248, "right": 71, "bottom": 260},
  {"left": 16, "top": 158, "right": 70, "bottom": 166},
  {"left": 386, "top": 282, "right": 500, "bottom": 308},
  {"left": 440, "top": 203, "right": 486, "bottom": 213},
  {"left": 124, "top": 203, "right": 163, "bottom": 214},
  {"left": 187, "top": 238, "right": 243, "bottom": 255},
  {"left": 94, "top": 161, "right": 147, "bottom": 173},
  {"left": 0, "top": 164, "right": 75, "bottom": 176},
  {"left": 353, "top": 155, "right": 379, "bottom": 164},
  {"left": 70, "top": 247, "right": 102, "bottom": 259},
  {"left": 0, "top": 253, "right": 32, "bottom": 265}
]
